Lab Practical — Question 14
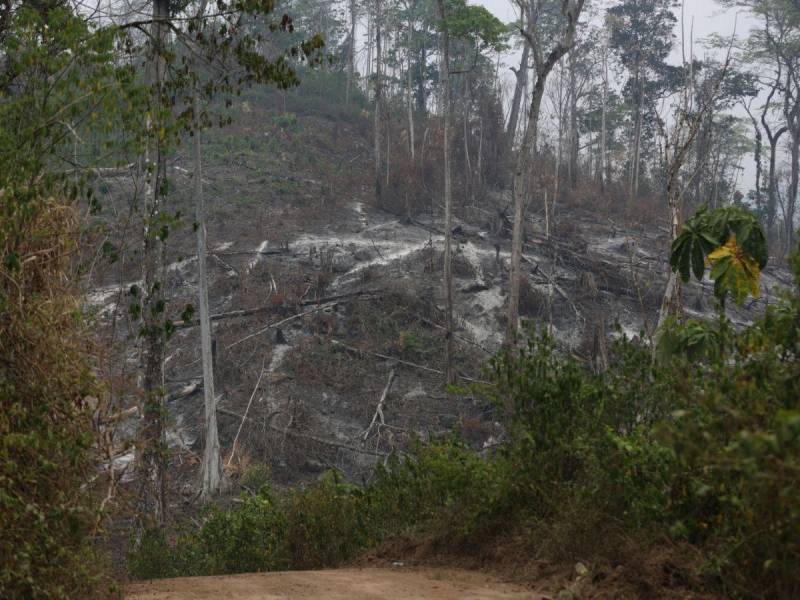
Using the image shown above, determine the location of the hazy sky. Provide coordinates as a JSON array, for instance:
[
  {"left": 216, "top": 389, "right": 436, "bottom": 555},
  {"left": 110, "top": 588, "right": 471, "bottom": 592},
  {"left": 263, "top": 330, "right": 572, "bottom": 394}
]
[
  {"left": 472, "top": 0, "right": 760, "bottom": 192},
  {"left": 474, "top": 0, "right": 751, "bottom": 64}
]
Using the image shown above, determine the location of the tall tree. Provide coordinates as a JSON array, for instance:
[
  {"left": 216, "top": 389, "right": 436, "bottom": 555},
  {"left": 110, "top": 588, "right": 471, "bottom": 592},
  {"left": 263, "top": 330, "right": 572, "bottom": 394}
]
[
  {"left": 374, "top": 0, "right": 385, "bottom": 206},
  {"left": 656, "top": 31, "right": 734, "bottom": 330},
  {"left": 346, "top": 0, "right": 357, "bottom": 105},
  {"left": 721, "top": 0, "right": 800, "bottom": 244},
  {"left": 506, "top": 16, "right": 531, "bottom": 155},
  {"left": 130, "top": 0, "right": 324, "bottom": 535},
  {"left": 506, "top": 0, "right": 585, "bottom": 345},
  {"left": 608, "top": 0, "right": 677, "bottom": 199},
  {"left": 135, "top": 0, "right": 170, "bottom": 538},
  {"left": 437, "top": 0, "right": 455, "bottom": 385},
  {"left": 194, "top": 80, "right": 223, "bottom": 500}
]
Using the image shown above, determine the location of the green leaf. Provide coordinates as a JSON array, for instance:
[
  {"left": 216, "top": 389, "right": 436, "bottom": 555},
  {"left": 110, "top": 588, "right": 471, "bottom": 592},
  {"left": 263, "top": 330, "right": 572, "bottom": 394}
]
[{"left": 691, "top": 244, "right": 706, "bottom": 280}]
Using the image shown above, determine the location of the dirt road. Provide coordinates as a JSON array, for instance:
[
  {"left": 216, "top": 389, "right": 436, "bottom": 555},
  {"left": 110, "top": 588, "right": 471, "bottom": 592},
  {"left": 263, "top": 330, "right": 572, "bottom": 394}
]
[{"left": 125, "top": 567, "right": 546, "bottom": 599}]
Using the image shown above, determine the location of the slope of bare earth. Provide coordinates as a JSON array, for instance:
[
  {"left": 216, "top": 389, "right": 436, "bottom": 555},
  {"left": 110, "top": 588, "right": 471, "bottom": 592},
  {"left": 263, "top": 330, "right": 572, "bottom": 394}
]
[
  {"left": 124, "top": 568, "right": 545, "bottom": 599},
  {"left": 86, "top": 87, "right": 792, "bottom": 577}
]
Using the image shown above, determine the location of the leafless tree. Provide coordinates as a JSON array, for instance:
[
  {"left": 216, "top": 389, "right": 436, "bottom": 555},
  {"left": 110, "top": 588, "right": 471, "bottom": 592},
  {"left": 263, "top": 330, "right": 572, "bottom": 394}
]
[{"left": 506, "top": 0, "right": 586, "bottom": 345}]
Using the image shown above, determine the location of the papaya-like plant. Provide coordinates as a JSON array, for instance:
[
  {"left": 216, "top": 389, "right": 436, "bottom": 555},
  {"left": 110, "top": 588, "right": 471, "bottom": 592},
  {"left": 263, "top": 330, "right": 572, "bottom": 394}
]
[{"left": 669, "top": 206, "right": 768, "bottom": 304}]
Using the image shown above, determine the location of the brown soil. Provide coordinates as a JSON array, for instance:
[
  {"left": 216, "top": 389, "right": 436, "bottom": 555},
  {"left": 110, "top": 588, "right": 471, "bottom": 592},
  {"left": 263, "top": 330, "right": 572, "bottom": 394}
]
[{"left": 124, "top": 567, "right": 546, "bottom": 599}]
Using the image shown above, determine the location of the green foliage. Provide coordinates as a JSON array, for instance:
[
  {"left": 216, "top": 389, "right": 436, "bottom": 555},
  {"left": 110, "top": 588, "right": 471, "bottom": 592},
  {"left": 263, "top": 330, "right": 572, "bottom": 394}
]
[
  {"left": 440, "top": 0, "right": 508, "bottom": 53},
  {"left": 0, "top": 5, "right": 116, "bottom": 599},
  {"left": 129, "top": 444, "right": 503, "bottom": 579},
  {"left": 367, "top": 439, "right": 505, "bottom": 537},
  {"left": 129, "top": 475, "right": 366, "bottom": 578},
  {"left": 283, "top": 470, "right": 368, "bottom": 568},
  {"left": 127, "top": 530, "right": 180, "bottom": 580},
  {"left": 241, "top": 463, "right": 272, "bottom": 491},
  {"left": 670, "top": 205, "right": 768, "bottom": 304},
  {"left": 656, "top": 318, "right": 723, "bottom": 362},
  {"left": 195, "top": 486, "right": 290, "bottom": 574},
  {"left": 489, "top": 306, "right": 799, "bottom": 596}
]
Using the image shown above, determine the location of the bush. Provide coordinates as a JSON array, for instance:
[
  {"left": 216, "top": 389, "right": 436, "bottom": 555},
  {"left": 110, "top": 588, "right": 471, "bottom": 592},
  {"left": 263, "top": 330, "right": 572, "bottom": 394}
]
[
  {"left": 1, "top": 6, "right": 127, "bottom": 596},
  {"left": 195, "top": 486, "right": 289, "bottom": 574},
  {"left": 482, "top": 305, "right": 800, "bottom": 596},
  {"left": 1, "top": 177, "right": 104, "bottom": 600},
  {"left": 284, "top": 471, "right": 368, "bottom": 568},
  {"left": 366, "top": 439, "right": 505, "bottom": 538}
]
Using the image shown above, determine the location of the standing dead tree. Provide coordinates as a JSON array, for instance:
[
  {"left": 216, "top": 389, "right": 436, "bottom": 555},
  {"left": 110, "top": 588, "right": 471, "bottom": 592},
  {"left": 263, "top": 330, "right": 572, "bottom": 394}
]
[
  {"left": 374, "top": 0, "right": 385, "bottom": 207},
  {"left": 506, "top": 10, "right": 531, "bottom": 157},
  {"left": 437, "top": 0, "right": 456, "bottom": 385},
  {"left": 506, "top": 0, "right": 585, "bottom": 345},
  {"left": 656, "top": 15, "right": 735, "bottom": 330},
  {"left": 346, "top": 0, "right": 357, "bottom": 105}
]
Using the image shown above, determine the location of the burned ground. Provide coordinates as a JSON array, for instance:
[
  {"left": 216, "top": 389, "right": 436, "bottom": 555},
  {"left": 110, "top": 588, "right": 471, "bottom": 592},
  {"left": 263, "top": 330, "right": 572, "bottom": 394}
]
[{"left": 83, "top": 94, "right": 791, "bottom": 572}]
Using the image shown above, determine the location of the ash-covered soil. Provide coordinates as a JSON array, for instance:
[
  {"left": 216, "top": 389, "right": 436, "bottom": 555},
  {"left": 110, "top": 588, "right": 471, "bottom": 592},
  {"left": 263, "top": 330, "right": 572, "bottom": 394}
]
[{"left": 83, "top": 97, "right": 792, "bottom": 561}]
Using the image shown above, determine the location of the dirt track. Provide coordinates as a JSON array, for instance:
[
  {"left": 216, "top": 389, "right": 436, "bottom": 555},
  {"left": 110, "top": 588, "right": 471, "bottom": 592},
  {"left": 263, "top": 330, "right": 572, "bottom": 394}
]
[{"left": 125, "top": 567, "right": 545, "bottom": 599}]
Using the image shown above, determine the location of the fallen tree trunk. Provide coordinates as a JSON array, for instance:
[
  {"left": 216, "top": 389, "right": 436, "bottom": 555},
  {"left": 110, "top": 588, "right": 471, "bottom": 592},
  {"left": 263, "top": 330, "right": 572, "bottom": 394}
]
[
  {"left": 217, "top": 407, "right": 389, "bottom": 457},
  {"left": 175, "top": 289, "right": 382, "bottom": 329}
]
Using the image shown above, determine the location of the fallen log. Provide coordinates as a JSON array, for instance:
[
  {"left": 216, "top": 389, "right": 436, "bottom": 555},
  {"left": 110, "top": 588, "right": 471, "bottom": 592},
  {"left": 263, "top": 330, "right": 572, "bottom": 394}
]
[
  {"left": 330, "top": 339, "right": 488, "bottom": 384},
  {"left": 217, "top": 407, "right": 389, "bottom": 457},
  {"left": 175, "top": 289, "right": 382, "bottom": 330}
]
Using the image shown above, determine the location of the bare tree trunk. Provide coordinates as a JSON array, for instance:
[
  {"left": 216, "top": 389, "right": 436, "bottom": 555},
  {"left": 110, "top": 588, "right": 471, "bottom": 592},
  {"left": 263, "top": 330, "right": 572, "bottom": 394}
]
[
  {"left": 631, "top": 75, "right": 644, "bottom": 198},
  {"left": 463, "top": 74, "right": 472, "bottom": 204},
  {"left": 568, "top": 49, "right": 578, "bottom": 189},
  {"left": 507, "top": 0, "right": 584, "bottom": 345},
  {"left": 346, "top": 0, "right": 357, "bottom": 105},
  {"left": 507, "top": 82, "right": 544, "bottom": 344},
  {"left": 406, "top": 15, "right": 415, "bottom": 160},
  {"left": 386, "top": 110, "right": 391, "bottom": 187},
  {"left": 762, "top": 77, "right": 787, "bottom": 239},
  {"left": 365, "top": 8, "right": 373, "bottom": 90},
  {"left": 788, "top": 131, "right": 799, "bottom": 250},
  {"left": 742, "top": 101, "right": 763, "bottom": 216},
  {"left": 554, "top": 65, "right": 564, "bottom": 207},
  {"left": 785, "top": 75, "right": 799, "bottom": 251},
  {"left": 657, "top": 187, "right": 683, "bottom": 329},
  {"left": 506, "top": 42, "right": 530, "bottom": 154},
  {"left": 438, "top": 0, "right": 455, "bottom": 385},
  {"left": 135, "top": 0, "right": 170, "bottom": 539},
  {"left": 417, "top": 41, "right": 427, "bottom": 114},
  {"left": 600, "top": 31, "right": 609, "bottom": 192},
  {"left": 544, "top": 188, "right": 549, "bottom": 239},
  {"left": 374, "top": 0, "right": 383, "bottom": 206},
  {"left": 194, "top": 84, "right": 223, "bottom": 501},
  {"left": 766, "top": 132, "right": 784, "bottom": 236},
  {"left": 477, "top": 117, "right": 483, "bottom": 192}
]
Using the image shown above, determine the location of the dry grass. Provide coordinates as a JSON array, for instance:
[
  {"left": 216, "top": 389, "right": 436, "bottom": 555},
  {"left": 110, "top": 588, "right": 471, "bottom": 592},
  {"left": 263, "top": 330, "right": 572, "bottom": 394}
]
[{"left": 1, "top": 189, "right": 113, "bottom": 598}]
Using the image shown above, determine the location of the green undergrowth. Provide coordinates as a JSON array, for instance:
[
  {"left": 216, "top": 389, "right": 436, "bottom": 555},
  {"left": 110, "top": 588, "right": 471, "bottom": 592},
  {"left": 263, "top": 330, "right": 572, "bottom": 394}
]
[{"left": 131, "top": 253, "right": 800, "bottom": 598}]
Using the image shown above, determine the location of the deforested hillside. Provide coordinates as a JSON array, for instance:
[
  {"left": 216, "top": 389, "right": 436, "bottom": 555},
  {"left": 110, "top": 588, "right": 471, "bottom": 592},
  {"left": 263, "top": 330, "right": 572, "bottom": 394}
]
[{"left": 2, "top": 1, "right": 799, "bottom": 599}]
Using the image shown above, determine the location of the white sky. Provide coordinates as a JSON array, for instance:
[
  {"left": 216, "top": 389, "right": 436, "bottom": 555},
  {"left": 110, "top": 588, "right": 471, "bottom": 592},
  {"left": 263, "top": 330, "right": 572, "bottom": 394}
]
[{"left": 472, "top": 0, "right": 761, "bottom": 192}]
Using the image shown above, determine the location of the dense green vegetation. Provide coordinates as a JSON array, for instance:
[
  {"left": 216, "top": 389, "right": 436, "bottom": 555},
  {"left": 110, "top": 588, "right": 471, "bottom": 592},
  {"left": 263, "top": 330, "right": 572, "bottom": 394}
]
[{"left": 131, "top": 246, "right": 800, "bottom": 598}]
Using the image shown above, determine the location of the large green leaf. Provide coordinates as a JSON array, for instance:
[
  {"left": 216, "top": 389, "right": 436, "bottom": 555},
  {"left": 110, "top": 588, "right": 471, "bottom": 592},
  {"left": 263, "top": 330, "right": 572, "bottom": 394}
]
[
  {"left": 708, "top": 234, "right": 762, "bottom": 304},
  {"left": 669, "top": 206, "right": 768, "bottom": 305}
]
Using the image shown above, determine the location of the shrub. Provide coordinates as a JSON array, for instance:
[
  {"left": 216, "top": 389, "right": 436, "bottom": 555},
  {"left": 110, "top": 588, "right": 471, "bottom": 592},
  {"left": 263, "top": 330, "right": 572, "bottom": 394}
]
[
  {"left": 366, "top": 439, "right": 506, "bottom": 538},
  {"left": 195, "top": 486, "right": 289, "bottom": 575},
  {"left": 284, "top": 471, "right": 368, "bottom": 568},
  {"left": 1, "top": 183, "right": 104, "bottom": 600}
]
